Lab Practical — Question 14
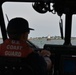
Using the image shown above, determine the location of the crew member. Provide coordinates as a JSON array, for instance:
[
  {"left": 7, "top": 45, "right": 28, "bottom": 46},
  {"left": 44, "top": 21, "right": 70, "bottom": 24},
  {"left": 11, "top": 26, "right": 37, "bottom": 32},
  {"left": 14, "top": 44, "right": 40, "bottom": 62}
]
[{"left": 0, "top": 17, "right": 52, "bottom": 75}]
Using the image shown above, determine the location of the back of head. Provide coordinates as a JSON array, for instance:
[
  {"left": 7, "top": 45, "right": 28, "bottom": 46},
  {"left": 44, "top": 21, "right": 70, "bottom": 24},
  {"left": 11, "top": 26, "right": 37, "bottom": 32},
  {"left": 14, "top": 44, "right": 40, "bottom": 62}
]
[
  {"left": 7, "top": 17, "right": 34, "bottom": 39},
  {"left": 7, "top": 17, "right": 33, "bottom": 34}
]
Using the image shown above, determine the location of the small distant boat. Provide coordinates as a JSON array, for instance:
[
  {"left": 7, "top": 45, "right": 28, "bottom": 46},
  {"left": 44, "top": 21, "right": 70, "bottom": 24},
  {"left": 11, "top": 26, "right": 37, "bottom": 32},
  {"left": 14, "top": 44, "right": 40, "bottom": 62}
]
[{"left": 47, "top": 35, "right": 51, "bottom": 40}]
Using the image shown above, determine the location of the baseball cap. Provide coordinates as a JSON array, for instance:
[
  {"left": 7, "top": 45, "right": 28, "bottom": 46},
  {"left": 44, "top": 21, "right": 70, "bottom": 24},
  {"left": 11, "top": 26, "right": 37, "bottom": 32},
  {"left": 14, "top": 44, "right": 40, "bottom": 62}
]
[{"left": 7, "top": 17, "right": 34, "bottom": 34}]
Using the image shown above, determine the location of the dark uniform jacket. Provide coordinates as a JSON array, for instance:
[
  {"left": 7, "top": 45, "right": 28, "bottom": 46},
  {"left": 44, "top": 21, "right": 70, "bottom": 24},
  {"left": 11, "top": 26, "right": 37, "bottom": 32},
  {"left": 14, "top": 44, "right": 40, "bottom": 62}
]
[{"left": 0, "top": 39, "right": 47, "bottom": 75}]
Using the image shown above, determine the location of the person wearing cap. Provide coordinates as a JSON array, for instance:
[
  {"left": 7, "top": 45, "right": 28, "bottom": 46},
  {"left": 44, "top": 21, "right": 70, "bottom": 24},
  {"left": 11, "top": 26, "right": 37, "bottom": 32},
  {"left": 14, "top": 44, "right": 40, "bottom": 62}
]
[{"left": 0, "top": 17, "right": 52, "bottom": 75}]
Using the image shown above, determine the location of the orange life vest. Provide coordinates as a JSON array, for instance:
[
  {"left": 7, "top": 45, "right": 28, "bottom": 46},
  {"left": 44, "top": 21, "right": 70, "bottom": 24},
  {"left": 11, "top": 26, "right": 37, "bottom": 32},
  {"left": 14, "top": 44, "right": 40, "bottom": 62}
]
[{"left": 0, "top": 39, "right": 33, "bottom": 57}]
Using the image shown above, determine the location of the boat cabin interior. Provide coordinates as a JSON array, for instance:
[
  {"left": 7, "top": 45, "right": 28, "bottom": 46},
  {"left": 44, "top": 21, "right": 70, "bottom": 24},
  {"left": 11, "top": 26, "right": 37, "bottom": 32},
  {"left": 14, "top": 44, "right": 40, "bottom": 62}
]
[{"left": 0, "top": 0, "right": 76, "bottom": 75}]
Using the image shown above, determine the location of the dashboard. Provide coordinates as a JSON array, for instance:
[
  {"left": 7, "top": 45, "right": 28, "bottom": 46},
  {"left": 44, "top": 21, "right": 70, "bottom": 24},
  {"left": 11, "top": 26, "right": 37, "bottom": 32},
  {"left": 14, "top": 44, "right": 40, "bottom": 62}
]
[{"left": 44, "top": 44, "right": 76, "bottom": 75}]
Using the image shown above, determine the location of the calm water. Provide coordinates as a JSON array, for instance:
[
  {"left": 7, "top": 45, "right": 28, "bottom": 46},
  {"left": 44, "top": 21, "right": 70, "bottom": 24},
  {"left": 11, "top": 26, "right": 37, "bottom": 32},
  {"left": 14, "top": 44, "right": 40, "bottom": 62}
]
[
  {"left": 0, "top": 38, "right": 76, "bottom": 48},
  {"left": 29, "top": 38, "right": 76, "bottom": 48}
]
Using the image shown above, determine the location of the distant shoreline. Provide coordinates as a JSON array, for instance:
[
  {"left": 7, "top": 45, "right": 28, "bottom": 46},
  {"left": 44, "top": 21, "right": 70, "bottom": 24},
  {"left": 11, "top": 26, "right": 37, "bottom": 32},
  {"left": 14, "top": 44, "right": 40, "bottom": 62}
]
[
  {"left": 29, "top": 36, "right": 76, "bottom": 40},
  {"left": 0, "top": 36, "right": 76, "bottom": 40}
]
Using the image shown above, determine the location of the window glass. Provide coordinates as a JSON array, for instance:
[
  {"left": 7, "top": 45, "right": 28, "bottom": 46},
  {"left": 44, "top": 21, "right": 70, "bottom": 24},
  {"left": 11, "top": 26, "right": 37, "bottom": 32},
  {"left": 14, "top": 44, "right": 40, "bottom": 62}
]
[
  {"left": 0, "top": 28, "right": 3, "bottom": 43},
  {"left": 2, "top": 2, "right": 66, "bottom": 48}
]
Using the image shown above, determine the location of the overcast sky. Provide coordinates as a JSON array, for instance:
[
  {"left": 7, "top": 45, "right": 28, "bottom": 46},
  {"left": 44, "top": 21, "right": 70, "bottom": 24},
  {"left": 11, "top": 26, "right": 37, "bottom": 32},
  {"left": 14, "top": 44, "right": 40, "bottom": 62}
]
[{"left": 1, "top": 2, "right": 76, "bottom": 38}]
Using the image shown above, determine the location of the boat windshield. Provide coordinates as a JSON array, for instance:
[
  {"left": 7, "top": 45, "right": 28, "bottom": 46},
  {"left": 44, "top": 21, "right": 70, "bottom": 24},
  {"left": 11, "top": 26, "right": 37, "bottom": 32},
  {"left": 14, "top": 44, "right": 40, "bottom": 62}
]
[{"left": 1, "top": 2, "right": 76, "bottom": 48}]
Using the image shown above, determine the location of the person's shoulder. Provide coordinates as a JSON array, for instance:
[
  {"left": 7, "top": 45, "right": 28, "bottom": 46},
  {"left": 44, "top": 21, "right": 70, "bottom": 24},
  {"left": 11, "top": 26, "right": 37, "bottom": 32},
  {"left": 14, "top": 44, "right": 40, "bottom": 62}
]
[
  {"left": 28, "top": 51, "right": 40, "bottom": 58},
  {"left": 26, "top": 51, "right": 44, "bottom": 60},
  {"left": 26, "top": 52, "right": 47, "bottom": 75},
  {"left": 27, "top": 51, "right": 47, "bottom": 64}
]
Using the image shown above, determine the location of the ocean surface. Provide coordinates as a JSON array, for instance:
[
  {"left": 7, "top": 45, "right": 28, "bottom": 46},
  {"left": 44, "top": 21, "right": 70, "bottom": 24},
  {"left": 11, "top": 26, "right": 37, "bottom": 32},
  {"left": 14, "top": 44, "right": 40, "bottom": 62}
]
[
  {"left": 29, "top": 38, "right": 76, "bottom": 48},
  {"left": 0, "top": 38, "right": 76, "bottom": 48}
]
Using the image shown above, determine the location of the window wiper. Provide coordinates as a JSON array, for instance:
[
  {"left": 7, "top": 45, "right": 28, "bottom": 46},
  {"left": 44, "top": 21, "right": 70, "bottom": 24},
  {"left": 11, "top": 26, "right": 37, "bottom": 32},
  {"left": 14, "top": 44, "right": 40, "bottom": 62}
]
[{"left": 59, "top": 17, "right": 63, "bottom": 39}]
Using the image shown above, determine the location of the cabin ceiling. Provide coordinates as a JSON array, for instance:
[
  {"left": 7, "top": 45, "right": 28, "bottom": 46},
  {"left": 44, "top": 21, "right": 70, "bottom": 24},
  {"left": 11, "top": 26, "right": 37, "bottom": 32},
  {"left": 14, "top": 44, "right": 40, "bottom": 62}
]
[
  {"left": 0, "top": 0, "right": 76, "bottom": 14},
  {"left": 0, "top": 0, "right": 51, "bottom": 3}
]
